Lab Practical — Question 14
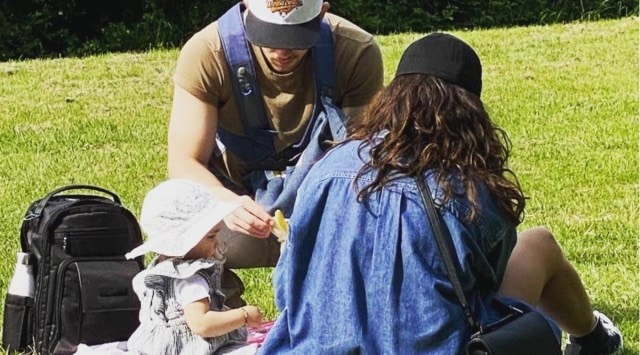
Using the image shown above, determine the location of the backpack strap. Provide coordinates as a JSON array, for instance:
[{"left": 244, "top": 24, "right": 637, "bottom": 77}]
[
  {"left": 217, "top": 3, "right": 338, "bottom": 169},
  {"left": 32, "top": 184, "right": 121, "bottom": 217}
]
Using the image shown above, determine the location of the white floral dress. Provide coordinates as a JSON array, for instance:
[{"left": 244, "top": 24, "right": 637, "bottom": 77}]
[{"left": 127, "top": 257, "right": 248, "bottom": 354}]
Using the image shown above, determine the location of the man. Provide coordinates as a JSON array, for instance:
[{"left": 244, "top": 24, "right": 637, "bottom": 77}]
[{"left": 166, "top": 0, "right": 384, "bottom": 307}]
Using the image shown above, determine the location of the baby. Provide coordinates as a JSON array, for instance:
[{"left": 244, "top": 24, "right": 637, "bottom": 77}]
[{"left": 125, "top": 179, "right": 263, "bottom": 354}]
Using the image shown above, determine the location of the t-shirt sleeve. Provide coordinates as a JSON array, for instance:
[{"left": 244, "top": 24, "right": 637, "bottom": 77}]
[
  {"left": 172, "top": 24, "right": 228, "bottom": 106},
  {"left": 328, "top": 13, "right": 384, "bottom": 118},
  {"left": 175, "top": 274, "right": 211, "bottom": 307},
  {"left": 339, "top": 41, "right": 384, "bottom": 109}
]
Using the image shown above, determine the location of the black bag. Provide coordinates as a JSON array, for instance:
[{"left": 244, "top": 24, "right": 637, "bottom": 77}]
[
  {"left": 414, "top": 176, "right": 561, "bottom": 355},
  {"left": 466, "top": 301, "right": 561, "bottom": 355},
  {"left": 2, "top": 185, "right": 144, "bottom": 355}
]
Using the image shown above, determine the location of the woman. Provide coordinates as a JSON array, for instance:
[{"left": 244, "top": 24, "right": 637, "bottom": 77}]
[{"left": 261, "top": 33, "right": 621, "bottom": 354}]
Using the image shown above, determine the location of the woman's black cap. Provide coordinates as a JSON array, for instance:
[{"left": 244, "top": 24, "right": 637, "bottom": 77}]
[{"left": 395, "top": 33, "right": 482, "bottom": 97}]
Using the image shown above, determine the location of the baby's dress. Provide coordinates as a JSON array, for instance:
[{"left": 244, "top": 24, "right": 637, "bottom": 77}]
[{"left": 127, "top": 257, "right": 248, "bottom": 355}]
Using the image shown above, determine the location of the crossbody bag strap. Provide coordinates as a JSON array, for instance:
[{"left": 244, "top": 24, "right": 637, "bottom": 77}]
[{"left": 414, "top": 175, "right": 478, "bottom": 330}]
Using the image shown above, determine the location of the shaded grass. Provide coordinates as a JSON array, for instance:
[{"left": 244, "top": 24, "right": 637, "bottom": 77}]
[{"left": 0, "top": 17, "right": 637, "bottom": 353}]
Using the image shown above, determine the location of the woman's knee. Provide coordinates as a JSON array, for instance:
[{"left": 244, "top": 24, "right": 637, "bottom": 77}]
[
  {"left": 517, "top": 227, "right": 565, "bottom": 270},
  {"left": 499, "top": 227, "right": 565, "bottom": 302}
]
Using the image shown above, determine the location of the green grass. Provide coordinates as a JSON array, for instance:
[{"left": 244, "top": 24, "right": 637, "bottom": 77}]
[{"left": 0, "top": 17, "right": 638, "bottom": 354}]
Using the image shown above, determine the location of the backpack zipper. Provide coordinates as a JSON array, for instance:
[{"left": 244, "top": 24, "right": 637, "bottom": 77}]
[
  {"left": 47, "top": 257, "right": 77, "bottom": 350},
  {"left": 55, "top": 228, "right": 129, "bottom": 254},
  {"left": 33, "top": 204, "right": 75, "bottom": 352}
]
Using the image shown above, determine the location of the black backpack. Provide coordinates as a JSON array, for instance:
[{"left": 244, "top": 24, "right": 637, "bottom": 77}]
[{"left": 2, "top": 185, "right": 144, "bottom": 355}]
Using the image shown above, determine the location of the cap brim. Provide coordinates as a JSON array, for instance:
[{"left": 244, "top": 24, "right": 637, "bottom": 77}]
[{"left": 245, "top": 10, "right": 322, "bottom": 49}]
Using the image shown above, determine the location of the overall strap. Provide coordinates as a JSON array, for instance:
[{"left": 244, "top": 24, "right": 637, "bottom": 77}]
[
  {"left": 218, "top": 2, "right": 275, "bottom": 160},
  {"left": 217, "top": 5, "right": 339, "bottom": 169},
  {"left": 312, "top": 20, "right": 337, "bottom": 103},
  {"left": 289, "top": 19, "right": 343, "bottom": 154}
]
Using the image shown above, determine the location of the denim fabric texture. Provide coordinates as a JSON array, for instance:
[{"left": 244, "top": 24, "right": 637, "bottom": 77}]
[
  {"left": 260, "top": 139, "right": 536, "bottom": 354},
  {"left": 246, "top": 96, "right": 347, "bottom": 217}
]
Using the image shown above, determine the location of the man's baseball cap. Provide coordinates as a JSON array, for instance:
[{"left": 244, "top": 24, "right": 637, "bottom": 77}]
[{"left": 245, "top": 0, "right": 324, "bottom": 49}]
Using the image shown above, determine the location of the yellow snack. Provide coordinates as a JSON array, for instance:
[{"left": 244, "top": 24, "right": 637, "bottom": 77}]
[{"left": 272, "top": 209, "right": 289, "bottom": 243}]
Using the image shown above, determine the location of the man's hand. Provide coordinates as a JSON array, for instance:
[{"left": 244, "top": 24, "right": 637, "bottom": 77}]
[{"left": 223, "top": 195, "right": 273, "bottom": 238}]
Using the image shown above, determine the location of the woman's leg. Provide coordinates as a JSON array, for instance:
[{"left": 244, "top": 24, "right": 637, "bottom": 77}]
[
  {"left": 498, "top": 227, "right": 596, "bottom": 335},
  {"left": 499, "top": 227, "right": 623, "bottom": 354}
]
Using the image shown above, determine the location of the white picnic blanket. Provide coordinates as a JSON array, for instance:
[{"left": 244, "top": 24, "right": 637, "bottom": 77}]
[{"left": 73, "top": 342, "right": 258, "bottom": 355}]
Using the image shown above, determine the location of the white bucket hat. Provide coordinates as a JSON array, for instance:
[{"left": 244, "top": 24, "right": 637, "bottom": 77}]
[{"left": 125, "top": 179, "right": 241, "bottom": 259}]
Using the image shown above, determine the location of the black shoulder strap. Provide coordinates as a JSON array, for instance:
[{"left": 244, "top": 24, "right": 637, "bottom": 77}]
[{"left": 415, "top": 175, "right": 478, "bottom": 330}]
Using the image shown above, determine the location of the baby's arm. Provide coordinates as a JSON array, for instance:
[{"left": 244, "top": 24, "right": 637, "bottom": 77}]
[
  {"left": 184, "top": 300, "right": 263, "bottom": 338},
  {"left": 176, "top": 272, "right": 263, "bottom": 338}
]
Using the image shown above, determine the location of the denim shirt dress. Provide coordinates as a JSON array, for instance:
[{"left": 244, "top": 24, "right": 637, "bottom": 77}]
[{"left": 260, "top": 140, "right": 525, "bottom": 354}]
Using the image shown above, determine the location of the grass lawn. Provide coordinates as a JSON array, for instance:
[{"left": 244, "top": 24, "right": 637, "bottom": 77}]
[{"left": 0, "top": 16, "right": 637, "bottom": 354}]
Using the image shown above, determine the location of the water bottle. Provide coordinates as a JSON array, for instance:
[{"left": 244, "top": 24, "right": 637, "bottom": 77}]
[{"left": 7, "top": 252, "right": 35, "bottom": 298}]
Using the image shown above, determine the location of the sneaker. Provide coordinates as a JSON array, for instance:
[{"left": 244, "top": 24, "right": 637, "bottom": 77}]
[{"left": 564, "top": 311, "right": 623, "bottom": 355}]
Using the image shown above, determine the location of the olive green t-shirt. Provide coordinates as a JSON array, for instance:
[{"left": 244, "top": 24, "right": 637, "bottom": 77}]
[{"left": 173, "top": 12, "right": 383, "bottom": 186}]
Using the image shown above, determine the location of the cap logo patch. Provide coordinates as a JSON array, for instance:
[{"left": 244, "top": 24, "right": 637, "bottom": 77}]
[{"left": 266, "top": 0, "right": 303, "bottom": 16}]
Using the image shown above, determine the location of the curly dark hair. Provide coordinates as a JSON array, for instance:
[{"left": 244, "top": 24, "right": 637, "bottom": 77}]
[{"left": 348, "top": 74, "right": 526, "bottom": 224}]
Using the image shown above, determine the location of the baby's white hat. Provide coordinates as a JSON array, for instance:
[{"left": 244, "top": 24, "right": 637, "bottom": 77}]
[{"left": 125, "top": 179, "right": 240, "bottom": 259}]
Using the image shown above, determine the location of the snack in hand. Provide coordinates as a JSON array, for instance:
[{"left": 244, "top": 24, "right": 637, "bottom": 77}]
[{"left": 272, "top": 209, "right": 289, "bottom": 243}]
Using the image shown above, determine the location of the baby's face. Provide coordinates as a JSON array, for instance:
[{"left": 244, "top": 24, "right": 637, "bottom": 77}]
[{"left": 185, "top": 222, "right": 224, "bottom": 259}]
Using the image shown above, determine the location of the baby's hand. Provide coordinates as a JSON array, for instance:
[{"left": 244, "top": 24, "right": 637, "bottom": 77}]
[{"left": 242, "top": 305, "right": 264, "bottom": 327}]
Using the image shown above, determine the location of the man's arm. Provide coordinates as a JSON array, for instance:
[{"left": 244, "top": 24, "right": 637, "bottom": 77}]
[{"left": 167, "top": 86, "right": 273, "bottom": 238}]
